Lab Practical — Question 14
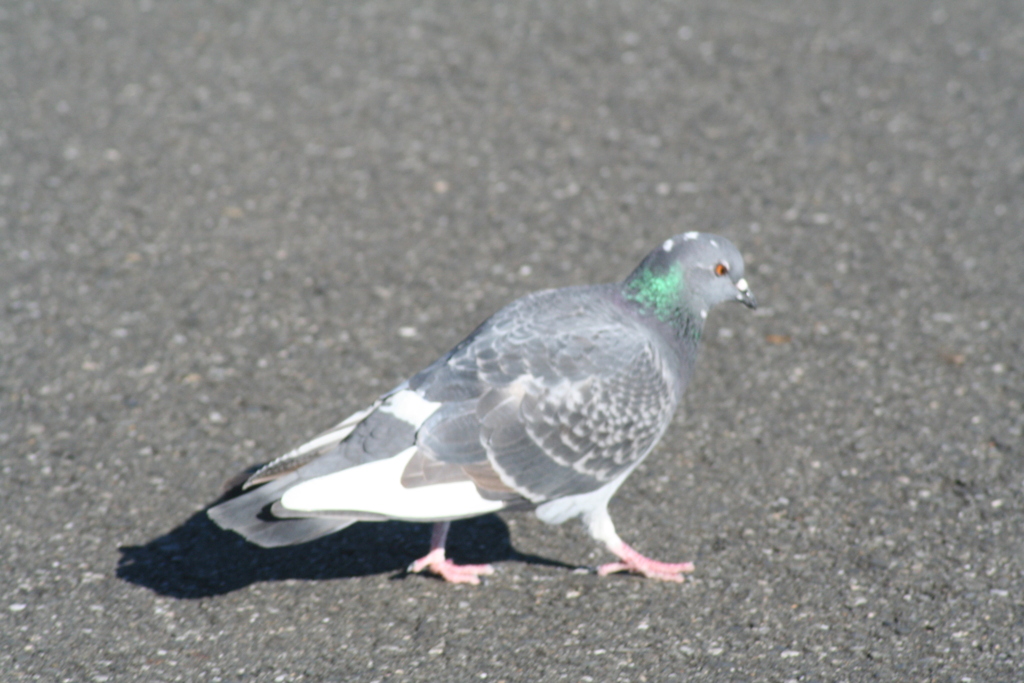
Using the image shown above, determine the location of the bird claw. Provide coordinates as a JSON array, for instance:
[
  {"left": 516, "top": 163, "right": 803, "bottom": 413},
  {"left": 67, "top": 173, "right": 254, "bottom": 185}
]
[
  {"left": 408, "top": 548, "right": 495, "bottom": 585},
  {"left": 597, "top": 542, "right": 695, "bottom": 582}
]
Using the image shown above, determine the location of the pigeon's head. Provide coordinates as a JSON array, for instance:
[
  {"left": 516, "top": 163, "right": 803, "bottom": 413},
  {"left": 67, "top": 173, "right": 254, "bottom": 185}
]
[{"left": 624, "top": 232, "right": 756, "bottom": 324}]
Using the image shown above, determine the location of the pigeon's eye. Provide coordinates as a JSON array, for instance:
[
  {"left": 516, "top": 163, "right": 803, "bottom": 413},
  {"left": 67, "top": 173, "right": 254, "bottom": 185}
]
[{"left": 714, "top": 263, "right": 729, "bottom": 277}]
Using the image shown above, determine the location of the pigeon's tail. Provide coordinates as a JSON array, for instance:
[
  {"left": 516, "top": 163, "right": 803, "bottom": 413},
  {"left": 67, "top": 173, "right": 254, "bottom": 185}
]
[
  {"left": 206, "top": 385, "right": 436, "bottom": 547},
  {"left": 208, "top": 476, "right": 359, "bottom": 548}
]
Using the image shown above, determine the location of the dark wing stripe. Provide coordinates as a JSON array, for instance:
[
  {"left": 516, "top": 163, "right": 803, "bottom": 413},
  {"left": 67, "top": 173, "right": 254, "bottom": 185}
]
[{"left": 243, "top": 450, "right": 323, "bottom": 488}]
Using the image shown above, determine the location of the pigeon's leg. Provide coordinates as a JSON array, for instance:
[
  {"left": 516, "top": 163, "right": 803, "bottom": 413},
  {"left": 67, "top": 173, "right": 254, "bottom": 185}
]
[
  {"left": 584, "top": 508, "right": 694, "bottom": 582},
  {"left": 407, "top": 521, "right": 495, "bottom": 584}
]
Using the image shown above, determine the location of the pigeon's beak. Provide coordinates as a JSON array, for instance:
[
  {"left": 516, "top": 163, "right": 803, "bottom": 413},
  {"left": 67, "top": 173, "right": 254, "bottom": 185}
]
[{"left": 735, "top": 278, "right": 757, "bottom": 309}]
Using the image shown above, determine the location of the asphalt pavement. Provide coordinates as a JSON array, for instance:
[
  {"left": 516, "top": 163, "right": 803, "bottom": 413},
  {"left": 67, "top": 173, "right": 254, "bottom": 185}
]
[{"left": 2, "top": 1, "right": 1023, "bottom": 681}]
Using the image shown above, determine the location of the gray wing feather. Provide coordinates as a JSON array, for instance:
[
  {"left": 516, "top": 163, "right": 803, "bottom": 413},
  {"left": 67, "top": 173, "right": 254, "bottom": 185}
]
[
  {"left": 300, "top": 409, "right": 416, "bottom": 477},
  {"left": 484, "top": 341, "right": 674, "bottom": 500},
  {"left": 412, "top": 286, "right": 680, "bottom": 503},
  {"left": 417, "top": 400, "right": 487, "bottom": 465}
]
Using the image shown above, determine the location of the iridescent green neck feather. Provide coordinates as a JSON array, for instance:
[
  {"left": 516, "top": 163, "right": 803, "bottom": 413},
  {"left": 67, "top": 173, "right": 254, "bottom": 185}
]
[{"left": 625, "top": 262, "right": 686, "bottom": 323}]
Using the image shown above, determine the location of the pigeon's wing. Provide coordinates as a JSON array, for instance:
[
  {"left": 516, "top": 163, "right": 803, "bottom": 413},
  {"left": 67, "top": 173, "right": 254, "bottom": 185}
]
[
  {"left": 411, "top": 288, "right": 680, "bottom": 504},
  {"left": 482, "top": 337, "right": 677, "bottom": 501}
]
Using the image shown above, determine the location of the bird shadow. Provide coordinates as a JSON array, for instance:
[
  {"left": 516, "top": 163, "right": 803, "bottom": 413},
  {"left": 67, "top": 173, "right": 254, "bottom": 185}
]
[{"left": 117, "top": 508, "right": 574, "bottom": 598}]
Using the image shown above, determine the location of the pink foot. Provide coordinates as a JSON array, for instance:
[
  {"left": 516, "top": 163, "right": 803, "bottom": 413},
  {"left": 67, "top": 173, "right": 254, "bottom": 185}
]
[
  {"left": 597, "top": 542, "right": 695, "bottom": 582},
  {"left": 408, "top": 547, "right": 495, "bottom": 585}
]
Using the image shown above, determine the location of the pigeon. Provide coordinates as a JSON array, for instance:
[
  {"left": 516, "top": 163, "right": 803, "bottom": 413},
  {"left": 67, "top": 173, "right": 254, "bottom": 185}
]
[{"left": 208, "top": 232, "right": 756, "bottom": 583}]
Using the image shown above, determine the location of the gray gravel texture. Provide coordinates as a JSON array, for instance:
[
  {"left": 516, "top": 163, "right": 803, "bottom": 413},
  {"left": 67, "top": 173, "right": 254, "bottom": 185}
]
[{"left": 2, "top": 1, "right": 1023, "bottom": 681}]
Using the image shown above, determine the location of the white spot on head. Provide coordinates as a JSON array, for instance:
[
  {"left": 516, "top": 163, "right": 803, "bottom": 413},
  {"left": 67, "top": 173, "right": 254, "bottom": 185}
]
[
  {"left": 736, "top": 277, "right": 749, "bottom": 292},
  {"left": 709, "top": 239, "right": 719, "bottom": 248},
  {"left": 700, "top": 309, "right": 708, "bottom": 319},
  {"left": 662, "top": 238, "right": 675, "bottom": 252},
  {"left": 683, "top": 231, "right": 699, "bottom": 241}
]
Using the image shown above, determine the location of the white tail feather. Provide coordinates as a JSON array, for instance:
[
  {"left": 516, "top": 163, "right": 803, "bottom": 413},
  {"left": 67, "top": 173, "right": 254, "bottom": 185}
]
[{"left": 279, "top": 447, "right": 503, "bottom": 521}]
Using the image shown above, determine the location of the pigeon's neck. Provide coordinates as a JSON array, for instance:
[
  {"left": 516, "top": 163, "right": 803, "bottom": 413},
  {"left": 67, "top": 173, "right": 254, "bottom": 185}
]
[{"left": 621, "top": 263, "right": 704, "bottom": 343}]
